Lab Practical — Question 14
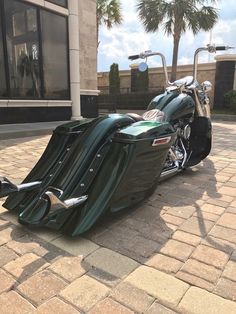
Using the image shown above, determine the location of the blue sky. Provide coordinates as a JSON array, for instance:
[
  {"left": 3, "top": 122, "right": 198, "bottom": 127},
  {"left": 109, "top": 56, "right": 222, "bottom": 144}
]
[{"left": 98, "top": 0, "right": 236, "bottom": 72}]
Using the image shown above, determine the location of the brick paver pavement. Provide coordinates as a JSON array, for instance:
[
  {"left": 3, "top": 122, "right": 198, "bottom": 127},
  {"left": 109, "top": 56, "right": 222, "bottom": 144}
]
[{"left": 0, "top": 121, "right": 236, "bottom": 313}]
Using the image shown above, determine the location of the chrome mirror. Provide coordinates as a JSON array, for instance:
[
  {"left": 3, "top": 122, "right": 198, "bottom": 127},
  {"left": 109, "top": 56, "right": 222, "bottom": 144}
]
[{"left": 138, "top": 62, "right": 148, "bottom": 72}]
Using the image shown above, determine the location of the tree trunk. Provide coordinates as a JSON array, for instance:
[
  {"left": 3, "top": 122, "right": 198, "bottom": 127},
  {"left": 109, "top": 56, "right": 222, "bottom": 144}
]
[{"left": 171, "top": 34, "right": 180, "bottom": 82}]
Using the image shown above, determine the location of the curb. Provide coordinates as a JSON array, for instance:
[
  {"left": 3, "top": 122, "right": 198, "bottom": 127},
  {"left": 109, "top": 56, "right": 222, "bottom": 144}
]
[
  {"left": 0, "top": 115, "right": 235, "bottom": 141},
  {"left": 0, "top": 128, "right": 54, "bottom": 140},
  {"left": 211, "top": 114, "right": 236, "bottom": 122},
  {"left": 0, "top": 121, "right": 69, "bottom": 140}
]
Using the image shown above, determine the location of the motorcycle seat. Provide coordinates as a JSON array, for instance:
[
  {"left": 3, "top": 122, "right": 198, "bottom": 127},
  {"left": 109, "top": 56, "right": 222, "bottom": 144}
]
[
  {"left": 126, "top": 109, "right": 165, "bottom": 123},
  {"left": 174, "top": 76, "right": 193, "bottom": 86},
  {"left": 142, "top": 109, "right": 165, "bottom": 122},
  {"left": 126, "top": 113, "right": 144, "bottom": 122}
]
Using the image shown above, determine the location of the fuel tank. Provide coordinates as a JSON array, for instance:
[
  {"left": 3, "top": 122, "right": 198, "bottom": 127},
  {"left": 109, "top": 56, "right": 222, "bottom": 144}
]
[{"left": 147, "top": 91, "right": 195, "bottom": 123}]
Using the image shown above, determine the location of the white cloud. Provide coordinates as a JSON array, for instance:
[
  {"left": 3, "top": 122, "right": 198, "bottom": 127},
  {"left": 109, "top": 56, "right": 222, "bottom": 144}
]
[{"left": 98, "top": 0, "right": 236, "bottom": 71}]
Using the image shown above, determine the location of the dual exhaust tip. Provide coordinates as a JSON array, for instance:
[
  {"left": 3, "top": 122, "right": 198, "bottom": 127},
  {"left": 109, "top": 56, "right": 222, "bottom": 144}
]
[{"left": 0, "top": 177, "right": 88, "bottom": 219}]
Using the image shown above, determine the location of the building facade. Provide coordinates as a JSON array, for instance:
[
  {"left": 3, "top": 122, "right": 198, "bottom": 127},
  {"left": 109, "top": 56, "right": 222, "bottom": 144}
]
[{"left": 0, "top": 0, "right": 98, "bottom": 124}]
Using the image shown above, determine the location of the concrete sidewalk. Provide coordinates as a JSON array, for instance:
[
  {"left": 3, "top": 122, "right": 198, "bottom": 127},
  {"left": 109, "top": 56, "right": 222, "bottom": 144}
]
[
  {"left": 0, "top": 121, "right": 68, "bottom": 140},
  {"left": 0, "top": 122, "right": 236, "bottom": 313},
  {"left": 1, "top": 112, "right": 236, "bottom": 141}
]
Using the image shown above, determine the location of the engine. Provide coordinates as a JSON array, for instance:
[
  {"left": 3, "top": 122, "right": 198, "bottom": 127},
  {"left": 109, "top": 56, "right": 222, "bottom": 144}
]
[{"left": 163, "top": 122, "right": 190, "bottom": 171}]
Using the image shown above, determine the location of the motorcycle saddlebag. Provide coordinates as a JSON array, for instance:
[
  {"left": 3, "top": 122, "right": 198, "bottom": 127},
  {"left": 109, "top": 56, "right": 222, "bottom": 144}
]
[{"left": 109, "top": 120, "right": 177, "bottom": 212}]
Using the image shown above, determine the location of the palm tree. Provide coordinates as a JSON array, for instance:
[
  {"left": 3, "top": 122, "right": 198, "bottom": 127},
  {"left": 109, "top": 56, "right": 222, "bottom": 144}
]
[
  {"left": 97, "top": 0, "right": 122, "bottom": 48},
  {"left": 137, "top": 0, "right": 218, "bottom": 81}
]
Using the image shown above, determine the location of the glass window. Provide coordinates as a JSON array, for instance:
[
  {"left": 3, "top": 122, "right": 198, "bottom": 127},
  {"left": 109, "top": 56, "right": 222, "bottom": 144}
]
[
  {"left": 46, "top": 0, "right": 67, "bottom": 8},
  {"left": 0, "top": 11, "right": 7, "bottom": 97},
  {"left": 41, "top": 11, "right": 69, "bottom": 99},
  {"left": 4, "top": 0, "right": 41, "bottom": 98}
]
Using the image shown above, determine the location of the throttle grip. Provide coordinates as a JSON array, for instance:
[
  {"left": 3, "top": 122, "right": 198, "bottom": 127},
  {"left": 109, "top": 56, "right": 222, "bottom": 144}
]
[
  {"left": 128, "top": 54, "right": 140, "bottom": 60},
  {"left": 215, "top": 46, "right": 227, "bottom": 51}
]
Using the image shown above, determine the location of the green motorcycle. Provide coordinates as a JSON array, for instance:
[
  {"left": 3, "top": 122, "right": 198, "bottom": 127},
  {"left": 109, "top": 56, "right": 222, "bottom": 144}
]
[{"left": 0, "top": 45, "right": 233, "bottom": 235}]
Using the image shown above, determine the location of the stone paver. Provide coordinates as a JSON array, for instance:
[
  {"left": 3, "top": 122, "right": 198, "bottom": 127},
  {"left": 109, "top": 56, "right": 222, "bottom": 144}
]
[
  {"left": 219, "top": 186, "right": 236, "bottom": 197},
  {"left": 165, "top": 205, "right": 196, "bottom": 219},
  {"left": 176, "top": 271, "right": 215, "bottom": 291},
  {"left": 0, "top": 245, "right": 18, "bottom": 267},
  {"left": 200, "top": 235, "right": 235, "bottom": 255},
  {"left": 179, "top": 286, "right": 236, "bottom": 314},
  {"left": 222, "top": 260, "right": 236, "bottom": 281},
  {"left": 60, "top": 274, "right": 109, "bottom": 312},
  {"left": 146, "top": 302, "right": 178, "bottom": 314},
  {"left": 88, "top": 298, "right": 135, "bottom": 314},
  {"left": 200, "top": 203, "right": 225, "bottom": 215},
  {"left": 6, "top": 235, "right": 41, "bottom": 255},
  {"left": 49, "top": 256, "right": 87, "bottom": 282},
  {"left": 210, "top": 225, "right": 236, "bottom": 244},
  {"left": 17, "top": 270, "right": 66, "bottom": 306},
  {"left": 178, "top": 259, "right": 221, "bottom": 283},
  {"left": 179, "top": 217, "right": 215, "bottom": 237},
  {"left": 0, "top": 291, "right": 35, "bottom": 314},
  {"left": 159, "top": 239, "right": 195, "bottom": 262},
  {"left": 193, "top": 211, "right": 220, "bottom": 222},
  {"left": 0, "top": 269, "right": 15, "bottom": 294},
  {"left": 0, "top": 123, "right": 236, "bottom": 311},
  {"left": 217, "top": 213, "right": 236, "bottom": 230},
  {"left": 84, "top": 247, "right": 139, "bottom": 282},
  {"left": 191, "top": 245, "right": 229, "bottom": 269},
  {"left": 3, "top": 253, "right": 49, "bottom": 281},
  {"left": 146, "top": 253, "right": 183, "bottom": 274},
  {"left": 0, "top": 225, "right": 25, "bottom": 246},
  {"left": 125, "top": 265, "right": 190, "bottom": 307},
  {"left": 172, "top": 230, "right": 201, "bottom": 246},
  {"left": 109, "top": 281, "right": 154, "bottom": 313},
  {"left": 51, "top": 236, "right": 99, "bottom": 257},
  {"left": 214, "top": 278, "right": 236, "bottom": 301},
  {"left": 36, "top": 297, "right": 80, "bottom": 314}
]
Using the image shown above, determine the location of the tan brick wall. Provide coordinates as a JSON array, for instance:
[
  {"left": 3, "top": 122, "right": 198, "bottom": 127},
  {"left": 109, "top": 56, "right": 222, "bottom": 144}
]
[
  {"left": 98, "top": 63, "right": 216, "bottom": 103},
  {"left": 78, "top": 0, "right": 97, "bottom": 92}
]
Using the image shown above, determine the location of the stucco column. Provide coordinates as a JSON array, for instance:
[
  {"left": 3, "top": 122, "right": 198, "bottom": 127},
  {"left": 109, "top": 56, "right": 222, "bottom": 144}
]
[{"left": 68, "top": 0, "right": 82, "bottom": 120}]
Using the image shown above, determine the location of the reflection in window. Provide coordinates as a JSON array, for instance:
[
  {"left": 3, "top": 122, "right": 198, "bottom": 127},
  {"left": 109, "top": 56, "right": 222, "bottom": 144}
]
[
  {"left": 5, "top": 0, "right": 41, "bottom": 97},
  {"left": 0, "top": 12, "right": 7, "bottom": 97},
  {"left": 46, "top": 0, "right": 67, "bottom": 8},
  {"left": 41, "top": 11, "right": 69, "bottom": 99}
]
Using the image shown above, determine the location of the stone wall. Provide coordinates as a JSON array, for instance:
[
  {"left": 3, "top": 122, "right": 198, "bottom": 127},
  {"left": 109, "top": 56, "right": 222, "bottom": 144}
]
[
  {"left": 98, "top": 63, "right": 216, "bottom": 103},
  {"left": 78, "top": 0, "right": 97, "bottom": 93}
]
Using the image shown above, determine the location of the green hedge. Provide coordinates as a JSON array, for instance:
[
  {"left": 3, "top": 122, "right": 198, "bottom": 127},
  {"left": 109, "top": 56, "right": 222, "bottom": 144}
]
[
  {"left": 224, "top": 90, "right": 236, "bottom": 111},
  {"left": 98, "top": 90, "right": 163, "bottom": 111},
  {"left": 109, "top": 63, "right": 120, "bottom": 94}
]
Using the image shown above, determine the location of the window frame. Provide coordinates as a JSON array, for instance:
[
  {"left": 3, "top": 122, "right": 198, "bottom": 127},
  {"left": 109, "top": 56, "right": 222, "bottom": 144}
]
[
  {"left": 0, "top": 0, "right": 70, "bottom": 100},
  {"left": 46, "top": 0, "right": 68, "bottom": 9}
]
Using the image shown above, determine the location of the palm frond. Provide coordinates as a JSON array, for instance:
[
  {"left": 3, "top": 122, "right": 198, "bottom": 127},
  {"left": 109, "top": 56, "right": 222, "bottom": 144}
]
[
  {"left": 97, "top": 0, "right": 122, "bottom": 28},
  {"left": 197, "top": 6, "right": 218, "bottom": 31},
  {"left": 137, "top": 0, "right": 168, "bottom": 32}
]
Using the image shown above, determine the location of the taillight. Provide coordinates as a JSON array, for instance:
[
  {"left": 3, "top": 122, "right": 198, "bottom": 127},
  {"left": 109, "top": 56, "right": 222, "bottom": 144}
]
[{"left": 152, "top": 137, "right": 171, "bottom": 146}]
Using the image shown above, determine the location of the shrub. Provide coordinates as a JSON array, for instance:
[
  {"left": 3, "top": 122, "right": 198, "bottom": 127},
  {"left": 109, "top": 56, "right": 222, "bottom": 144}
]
[
  {"left": 109, "top": 63, "right": 120, "bottom": 94},
  {"left": 224, "top": 90, "right": 236, "bottom": 111}
]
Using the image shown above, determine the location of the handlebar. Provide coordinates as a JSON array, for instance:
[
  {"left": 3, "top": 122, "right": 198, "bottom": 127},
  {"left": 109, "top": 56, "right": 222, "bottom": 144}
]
[
  {"left": 129, "top": 50, "right": 172, "bottom": 86},
  {"left": 128, "top": 44, "right": 234, "bottom": 87}
]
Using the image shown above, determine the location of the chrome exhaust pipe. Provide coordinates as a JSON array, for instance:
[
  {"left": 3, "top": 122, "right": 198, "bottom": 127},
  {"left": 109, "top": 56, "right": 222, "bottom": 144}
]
[
  {"left": 0, "top": 177, "right": 41, "bottom": 198},
  {"left": 159, "top": 166, "right": 180, "bottom": 181},
  {"left": 44, "top": 191, "right": 88, "bottom": 214}
]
